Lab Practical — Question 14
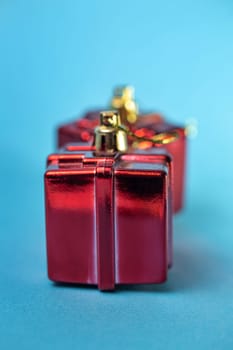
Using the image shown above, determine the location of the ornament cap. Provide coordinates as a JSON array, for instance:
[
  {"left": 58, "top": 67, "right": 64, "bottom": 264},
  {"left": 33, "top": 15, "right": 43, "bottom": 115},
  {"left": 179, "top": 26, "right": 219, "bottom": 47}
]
[
  {"left": 111, "top": 85, "right": 138, "bottom": 124},
  {"left": 94, "top": 111, "right": 128, "bottom": 155}
]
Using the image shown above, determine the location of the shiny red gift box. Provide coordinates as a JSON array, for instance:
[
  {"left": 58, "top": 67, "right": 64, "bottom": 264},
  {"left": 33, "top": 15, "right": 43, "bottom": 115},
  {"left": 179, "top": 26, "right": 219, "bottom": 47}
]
[
  {"left": 45, "top": 136, "right": 173, "bottom": 290},
  {"left": 58, "top": 110, "right": 186, "bottom": 213}
]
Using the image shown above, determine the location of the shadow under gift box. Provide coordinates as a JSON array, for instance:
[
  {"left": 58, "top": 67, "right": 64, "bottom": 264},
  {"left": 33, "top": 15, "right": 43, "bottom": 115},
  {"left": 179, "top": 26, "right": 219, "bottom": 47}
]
[
  {"left": 57, "top": 111, "right": 186, "bottom": 213},
  {"left": 44, "top": 144, "right": 173, "bottom": 291}
]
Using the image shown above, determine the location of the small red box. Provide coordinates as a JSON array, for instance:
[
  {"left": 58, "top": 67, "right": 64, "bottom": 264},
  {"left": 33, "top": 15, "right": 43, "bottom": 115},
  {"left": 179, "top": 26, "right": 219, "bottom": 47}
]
[
  {"left": 44, "top": 144, "right": 173, "bottom": 290},
  {"left": 57, "top": 110, "right": 186, "bottom": 213}
]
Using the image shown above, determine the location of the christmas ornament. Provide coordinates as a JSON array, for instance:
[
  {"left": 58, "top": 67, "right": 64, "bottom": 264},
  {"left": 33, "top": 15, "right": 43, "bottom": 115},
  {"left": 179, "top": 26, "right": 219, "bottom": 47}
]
[
  {"left": 45, "top": 111, "right": 176, "bottom": 290},
  {"left": 57, "top": 86, "right": 186, "bottom": 212}
]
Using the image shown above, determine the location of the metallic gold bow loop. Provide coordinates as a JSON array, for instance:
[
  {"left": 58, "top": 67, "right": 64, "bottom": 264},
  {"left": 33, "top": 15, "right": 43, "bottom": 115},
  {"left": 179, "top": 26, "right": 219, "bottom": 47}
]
[{"left": 117, "top": 125, "right": 179, "bottom": 145}]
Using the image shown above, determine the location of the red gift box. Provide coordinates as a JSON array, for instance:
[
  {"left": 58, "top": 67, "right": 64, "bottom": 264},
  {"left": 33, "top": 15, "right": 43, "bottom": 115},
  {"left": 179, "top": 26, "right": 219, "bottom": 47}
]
[
  {"left": 58, "top": 109, "right": 186, "bottom": 213},
  {"left": 45, "top": 111, "right": 173, "bottom": 290}
]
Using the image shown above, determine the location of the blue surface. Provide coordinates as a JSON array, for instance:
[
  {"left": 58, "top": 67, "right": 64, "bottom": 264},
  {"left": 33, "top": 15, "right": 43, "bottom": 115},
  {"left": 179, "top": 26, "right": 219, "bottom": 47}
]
[{"left": 1, "top": 1, "right": 233, "bottom": 349}]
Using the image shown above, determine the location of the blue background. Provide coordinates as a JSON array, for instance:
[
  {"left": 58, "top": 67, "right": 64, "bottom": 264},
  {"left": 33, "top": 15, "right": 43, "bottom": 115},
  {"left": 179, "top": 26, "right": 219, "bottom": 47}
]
[{"left": 1, "top": 0, "right": 233, "bottom": 349}]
